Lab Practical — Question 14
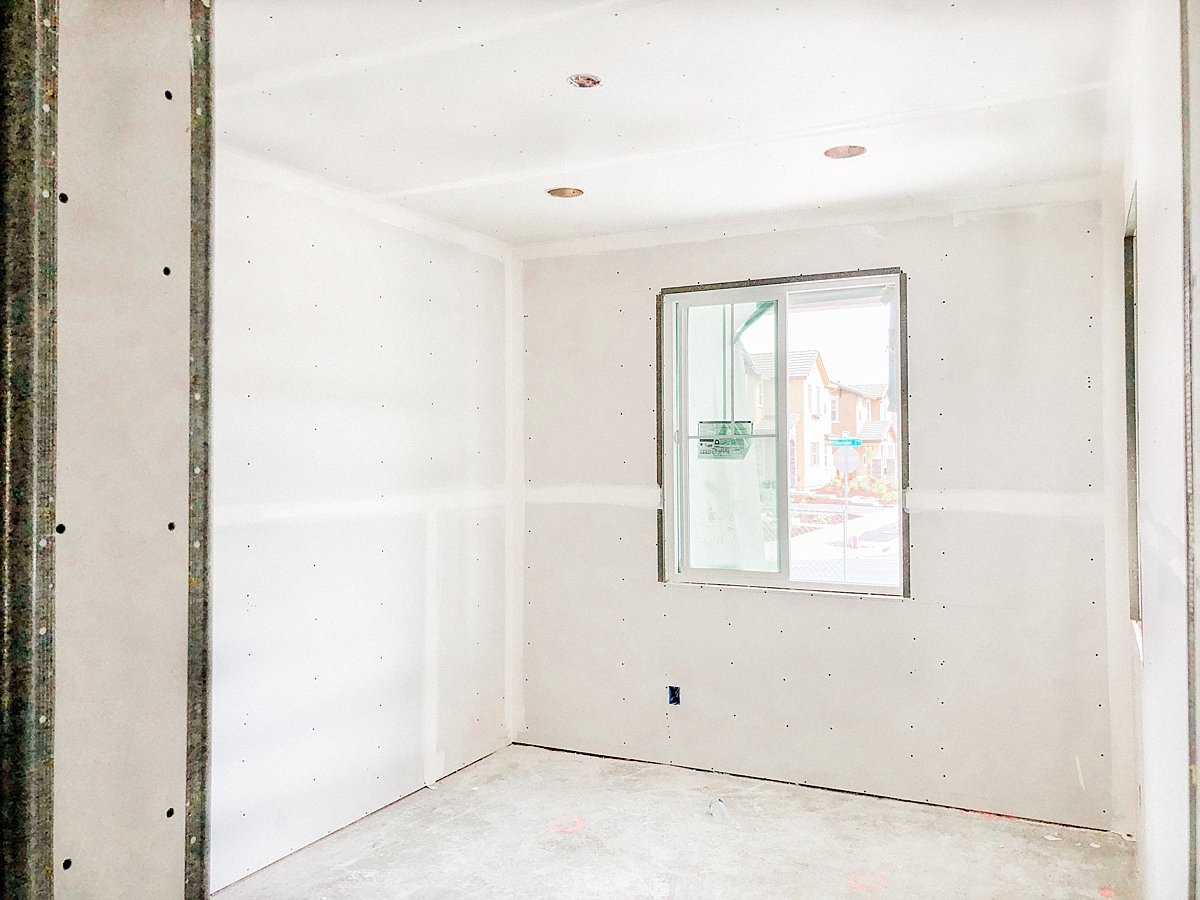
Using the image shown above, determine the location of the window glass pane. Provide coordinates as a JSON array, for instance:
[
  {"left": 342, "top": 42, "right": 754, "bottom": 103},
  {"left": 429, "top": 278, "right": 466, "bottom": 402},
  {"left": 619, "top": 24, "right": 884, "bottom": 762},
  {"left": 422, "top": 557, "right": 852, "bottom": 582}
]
[
  {"left": 680, "top": 299, "right": 779, "bottom": 574},
  {"left": 685, "top": 301, "right": 776, "bottom": 436},
  {"left": 687, "top": 436, "right": 779, "bottom": 572},
  {"left": 786, "top": 285, "right": 901, "bottom": 590}
]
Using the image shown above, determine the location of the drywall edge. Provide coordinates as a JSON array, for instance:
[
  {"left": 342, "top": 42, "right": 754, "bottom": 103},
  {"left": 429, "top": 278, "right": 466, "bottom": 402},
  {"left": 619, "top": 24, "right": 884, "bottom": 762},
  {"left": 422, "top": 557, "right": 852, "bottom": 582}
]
[
  {"left": 505, "top": 251, "right": 527, "bottom": 739},
  {"left": 1101, "top": 183, "right": 1140, "bottom": 841}
]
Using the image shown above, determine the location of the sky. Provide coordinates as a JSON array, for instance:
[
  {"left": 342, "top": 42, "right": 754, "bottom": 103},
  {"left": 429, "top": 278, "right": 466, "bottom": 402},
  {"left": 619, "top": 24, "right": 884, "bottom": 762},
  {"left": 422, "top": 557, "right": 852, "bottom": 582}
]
[{"left": 741, "top": 303, "right": 891, "bottom": 385}]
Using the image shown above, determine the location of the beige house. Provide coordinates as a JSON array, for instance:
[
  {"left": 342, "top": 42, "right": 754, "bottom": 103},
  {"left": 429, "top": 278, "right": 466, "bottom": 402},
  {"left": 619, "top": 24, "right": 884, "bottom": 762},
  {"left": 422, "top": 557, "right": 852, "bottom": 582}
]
[
  {"left": 856, "top": 419, "right": 899, "bottom": 479},
  {"left": 750, "top": 350, "right": 835, "bottom": 491},
  {"left": 829, "top": 382, "right": 890, "bottom": 437},
  {"left": 744, "top": 359, "right": 900, "bottom": 487},
  {"left": 829, "top": 382, "right": 898, "bottom": 480}
]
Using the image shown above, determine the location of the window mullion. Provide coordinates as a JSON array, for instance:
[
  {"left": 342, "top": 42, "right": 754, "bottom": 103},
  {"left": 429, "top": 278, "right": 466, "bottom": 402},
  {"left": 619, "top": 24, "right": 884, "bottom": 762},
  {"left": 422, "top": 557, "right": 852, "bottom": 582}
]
[
  {"left": 776, "top": 298, "right": 789, "bottom": 584},
  {"left": 678, "top": 302, "right": 691, "bottom": 574}
]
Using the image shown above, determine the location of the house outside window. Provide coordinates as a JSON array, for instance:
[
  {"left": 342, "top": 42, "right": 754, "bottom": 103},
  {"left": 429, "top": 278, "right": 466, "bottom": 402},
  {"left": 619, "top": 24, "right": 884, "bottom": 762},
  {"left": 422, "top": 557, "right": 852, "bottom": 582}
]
[{"left": 659, "top": 269, "right": 907, "bottom": 596}]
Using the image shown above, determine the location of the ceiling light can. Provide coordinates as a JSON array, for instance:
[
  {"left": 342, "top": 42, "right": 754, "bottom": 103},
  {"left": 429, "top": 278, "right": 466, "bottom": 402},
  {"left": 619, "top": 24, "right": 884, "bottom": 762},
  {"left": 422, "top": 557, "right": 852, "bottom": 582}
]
[
  {"left": 568, "top": 74, "right": 601, "bottom": 88},
  {"left": 824, "top": 145, "right": 867, "bottom": 159},
  {"left": 547, "top": 187, "right": 584, "bottom": 198}
]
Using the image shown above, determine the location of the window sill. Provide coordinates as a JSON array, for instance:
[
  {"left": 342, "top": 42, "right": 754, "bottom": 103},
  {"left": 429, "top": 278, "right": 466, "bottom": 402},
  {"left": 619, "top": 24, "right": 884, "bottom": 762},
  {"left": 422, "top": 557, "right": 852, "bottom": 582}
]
[{"left": 657, "top": 578, "right": 907, "bottom": 602}]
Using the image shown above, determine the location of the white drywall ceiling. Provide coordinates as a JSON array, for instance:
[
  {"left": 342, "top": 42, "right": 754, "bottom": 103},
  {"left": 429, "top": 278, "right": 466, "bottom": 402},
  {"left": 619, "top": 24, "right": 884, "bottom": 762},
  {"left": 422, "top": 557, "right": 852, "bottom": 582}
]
[{"left": 216, "top": 0, "right": 1121, "bottom": 246}]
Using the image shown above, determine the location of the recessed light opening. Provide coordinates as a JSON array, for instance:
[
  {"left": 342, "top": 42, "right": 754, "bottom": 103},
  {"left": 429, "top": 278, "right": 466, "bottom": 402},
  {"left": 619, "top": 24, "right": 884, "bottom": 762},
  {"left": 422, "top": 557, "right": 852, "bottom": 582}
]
[
  {"left": 547, "top": 187, "right": 584, "bottom": 198},
  {"left": 824, "top": 145, "right": 867, "bottom": 159},
  {"left": 568, "top": 74, "right": 601, "bottom": 88}
]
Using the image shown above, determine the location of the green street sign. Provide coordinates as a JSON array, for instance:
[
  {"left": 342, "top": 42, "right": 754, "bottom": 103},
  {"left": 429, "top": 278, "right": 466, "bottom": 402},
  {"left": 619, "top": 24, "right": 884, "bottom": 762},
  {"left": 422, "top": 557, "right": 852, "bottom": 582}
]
[
  {"left": 829, "top": 437, "right": 862, "bottom": 447},
  {"left": 697, "top": 420, "right": 753, "bottom": 460}
]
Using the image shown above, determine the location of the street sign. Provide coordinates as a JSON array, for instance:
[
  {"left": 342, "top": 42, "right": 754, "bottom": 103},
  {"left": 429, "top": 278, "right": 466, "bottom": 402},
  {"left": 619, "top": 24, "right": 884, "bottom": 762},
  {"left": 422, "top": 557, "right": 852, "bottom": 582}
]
[
  {"left": 829, "top": 437, "right": 862, "bottom": 447},
  {"left": 832, "top": 446, "right": 860, "bottom": 474},
  {"left": 697, "top": 420, "right": 752, "bottom": 460}
]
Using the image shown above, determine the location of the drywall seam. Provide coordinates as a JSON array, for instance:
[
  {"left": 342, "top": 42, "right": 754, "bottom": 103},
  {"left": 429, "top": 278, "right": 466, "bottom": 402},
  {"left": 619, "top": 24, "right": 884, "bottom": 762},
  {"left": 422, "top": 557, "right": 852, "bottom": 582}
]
[
  {"left": 213, "top": 490, "right": 506, "bottom": 526},
  {"left": 504, "top": 252, "right": 526, "bottom": 740},
  {"left": 217, "top": 0, "right": 653, "bottom": 99},
  {"left": 386, "top": 85, "right": 1106, "bottom": 203},
  {"left": 187, "top": 1, "right": 214, "bottom": 895},
  {"left": 1101, "top": 184, "right": 1140, "bottom": 840},
  {"left": 422, "top": 510, "right": 445, "bottom": 787},
  {"left": 523, "top": 484, "right": 1110, "bottom": 517},
  {"left": 215, "top": 144, "right": 509, "bottom": 261},
  {"left": 0, "top": 3, "right": 57, "bottom": 896},
  {"left": 904, "top": 488, "right": 1107, "bottom": 520},
  {"left": 516, "top": 177, "right": 1105, "bottom": 261},
  {"left": 526, "top": 484, "right": 661, "bottom": 508}
]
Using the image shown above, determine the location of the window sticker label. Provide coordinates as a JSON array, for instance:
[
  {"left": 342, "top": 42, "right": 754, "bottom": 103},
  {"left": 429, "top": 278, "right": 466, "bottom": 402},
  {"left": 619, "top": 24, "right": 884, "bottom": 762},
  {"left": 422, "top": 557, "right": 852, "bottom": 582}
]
[{"left": 697, "top": 420, "right": 753, "bottom": 460}]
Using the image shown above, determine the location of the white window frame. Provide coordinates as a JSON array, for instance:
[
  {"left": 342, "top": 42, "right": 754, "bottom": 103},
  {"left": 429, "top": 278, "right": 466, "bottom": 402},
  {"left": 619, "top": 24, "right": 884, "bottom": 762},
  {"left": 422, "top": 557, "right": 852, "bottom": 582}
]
[{"left": 658, "top": 269, "right": 908, "bottom": 597}]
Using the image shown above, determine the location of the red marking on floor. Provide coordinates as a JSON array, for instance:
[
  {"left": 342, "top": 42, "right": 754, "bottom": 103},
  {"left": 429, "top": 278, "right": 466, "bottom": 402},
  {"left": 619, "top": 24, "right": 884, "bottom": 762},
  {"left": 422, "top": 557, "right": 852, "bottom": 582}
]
[
  {"left": 960, "top": 808, "right": 1021, "bottom": 821},
  {"left": 1099, "top": 890, "right": 1116, "bottom": 898},
  {"left": 848, "top": 871, "right": 888, "bottom": 892},
  {"left": 547, "top": 817, "right": 584, "bottom": 833}
]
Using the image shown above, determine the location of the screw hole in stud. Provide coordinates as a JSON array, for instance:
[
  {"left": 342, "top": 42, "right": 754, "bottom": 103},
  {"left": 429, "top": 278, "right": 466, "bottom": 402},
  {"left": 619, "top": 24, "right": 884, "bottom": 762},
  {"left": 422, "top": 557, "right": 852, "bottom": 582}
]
[
  {"left": 55, "top": 524, "right": 65, "bottom": 534},
  {"left": 58, "top": 193, "right": 67, "bottom": 203},
  {"left": 168, "top": 522, "right": 175, "bottom": 531},
  {"left": 163, "top": 267, "right": 171, "bottom": 276},
  {"left": 166, "top": 808, "right": 174, "bottom": 818},
  {"left": 165, "top": 90, "right": 173, "bottom": 99},
  {"left": 62, "top": 859, "right": 71, "bottom": 870}
]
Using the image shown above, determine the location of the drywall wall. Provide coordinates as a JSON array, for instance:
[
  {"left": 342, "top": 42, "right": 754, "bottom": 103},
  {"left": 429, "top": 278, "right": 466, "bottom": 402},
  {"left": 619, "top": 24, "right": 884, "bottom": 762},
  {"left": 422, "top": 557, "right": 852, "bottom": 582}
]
[
  {"left": 210, "top": 154, "right": 509, "bottom": 888},
  {"left": 54, "top": 1, "right": 193, "bottom": 898},
  {"left": 1126, "top": 0, "right": 1191, "bottom": 895},
  {"left": 521, "top": 188, "right": 1137, "bottom": 832}
]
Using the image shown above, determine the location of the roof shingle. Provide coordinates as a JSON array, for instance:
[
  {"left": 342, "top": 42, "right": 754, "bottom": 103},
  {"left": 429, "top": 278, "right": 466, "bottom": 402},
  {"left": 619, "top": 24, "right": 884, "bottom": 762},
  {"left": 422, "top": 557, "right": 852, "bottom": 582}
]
[
  {"left": 748, "top": 350, "right": 820, "bottom": 379},
  {"left": 857, "top": 420, "right": 895, "bottom": 443}
]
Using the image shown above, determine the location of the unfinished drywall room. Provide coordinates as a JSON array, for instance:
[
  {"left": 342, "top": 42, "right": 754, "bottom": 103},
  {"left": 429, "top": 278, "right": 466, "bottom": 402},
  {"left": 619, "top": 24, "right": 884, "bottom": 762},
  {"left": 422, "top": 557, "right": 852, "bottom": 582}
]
[{"left": 19, "top": 0, "right": 1198, "bottom": 898}]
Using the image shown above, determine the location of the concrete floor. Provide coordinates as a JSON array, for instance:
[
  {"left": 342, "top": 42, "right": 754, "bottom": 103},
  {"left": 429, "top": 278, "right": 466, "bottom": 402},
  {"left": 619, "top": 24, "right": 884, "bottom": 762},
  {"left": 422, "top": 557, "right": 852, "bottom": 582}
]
[{"left": 215, "top": 744, "right": 1137, "bottom": 900}]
